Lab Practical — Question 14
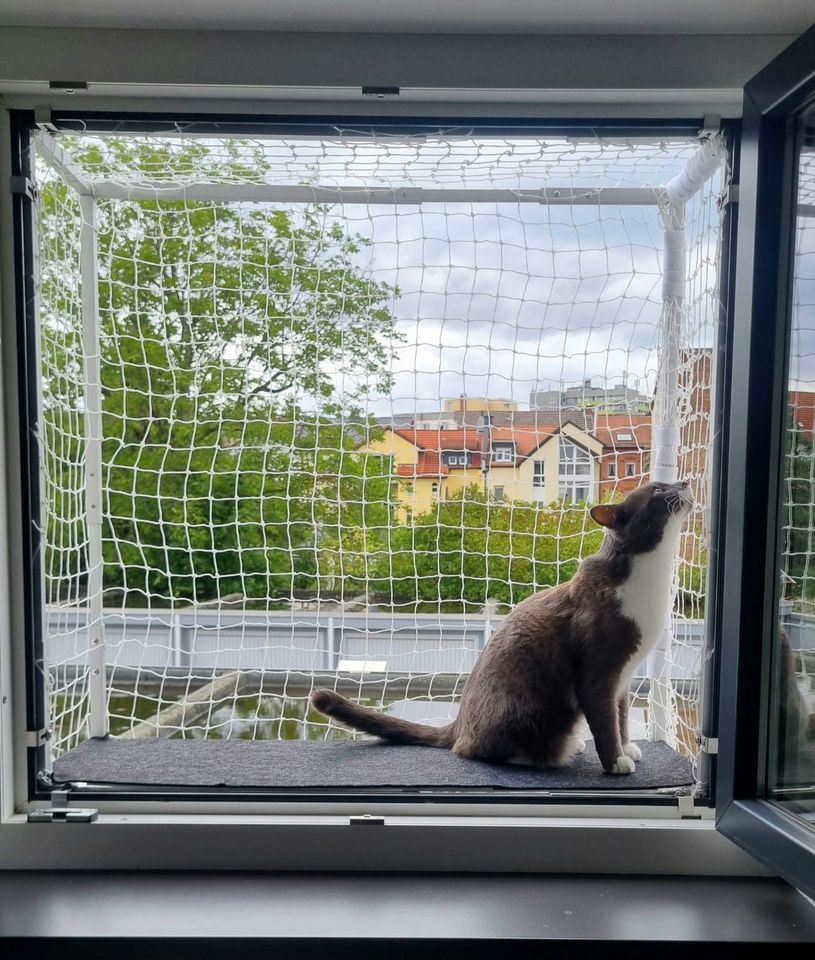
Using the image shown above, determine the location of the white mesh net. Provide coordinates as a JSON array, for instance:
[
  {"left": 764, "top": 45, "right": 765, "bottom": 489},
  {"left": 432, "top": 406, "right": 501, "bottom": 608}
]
[{"left": 33, "top": 127, "right": 727, "bottom": 783}]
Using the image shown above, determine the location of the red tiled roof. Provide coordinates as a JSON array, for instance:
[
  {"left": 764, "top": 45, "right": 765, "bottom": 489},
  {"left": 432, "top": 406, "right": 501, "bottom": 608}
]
[
  {"left": 394, "top": 428, "right": 483, "bottom": 451},
  {"left": 489, "top": 425, "right": 557, "bottom": 457},
  {"left": 592, "top": 414, "right": 652, "bottom": 450},
  {"left": 790, "top": 392, "right": 815, "bottom": 435},
  {"left": 395, "top": 456, "right": 448, "bottom": 478},
  {"left": 388, "top": 425, "right": 559, "bottom": 477}
]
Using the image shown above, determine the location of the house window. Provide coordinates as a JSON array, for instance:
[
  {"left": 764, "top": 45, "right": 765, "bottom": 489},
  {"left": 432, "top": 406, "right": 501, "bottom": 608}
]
[
  {"left": 559, "top": 439, "right": 592, "bottom": 503},
  {"left": 494, "top": 486, "right": 505, "bottom": 502},
  {"left": 492, "top": 443, "right": 515, "bottom": 462},
  {"left": 532, "top": 462, "right": 545, "bottom": 487},
  {"left": 626, "top": 462, "right": 636, "bottom": 477},
  {"left": 608, "top": 462, "right": 617, "bottom": 478},
  {"left": 445, "top": 452, "right": 471, "bottom": 466},
  {"left": 616, "top": 431, "right": 633, "bottom": 441},
  {"left": 431, "top": 482, "right": 440, "bottom": 497}
]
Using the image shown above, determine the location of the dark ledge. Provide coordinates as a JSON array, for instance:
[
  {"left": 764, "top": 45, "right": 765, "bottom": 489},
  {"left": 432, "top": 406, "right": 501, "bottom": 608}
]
[
  {"left": 52, "top": 736, "right": 692, "bottom": 791},
  {"left": 1, "top": 872, "right": 814, "bottom": 958}
]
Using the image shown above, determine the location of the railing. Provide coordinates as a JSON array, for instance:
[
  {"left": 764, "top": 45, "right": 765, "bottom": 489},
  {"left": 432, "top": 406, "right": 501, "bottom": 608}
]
[{"left": 45, "top": 607, "right": 715, "bottom": 685}]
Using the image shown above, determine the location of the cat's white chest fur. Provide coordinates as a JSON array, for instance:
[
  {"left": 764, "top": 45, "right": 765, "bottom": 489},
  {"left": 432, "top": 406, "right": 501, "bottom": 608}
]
[{"left": 615, "top": 516, "right": 683, "bottom": 693}]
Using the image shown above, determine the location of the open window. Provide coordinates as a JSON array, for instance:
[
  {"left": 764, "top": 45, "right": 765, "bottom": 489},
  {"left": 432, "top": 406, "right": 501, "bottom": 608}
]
[
  {"left": 8, "top": 115, "right": 729, "bottom": 810},
  {"left": 715, "top": 24, "right": 815, "bottom": 897}
]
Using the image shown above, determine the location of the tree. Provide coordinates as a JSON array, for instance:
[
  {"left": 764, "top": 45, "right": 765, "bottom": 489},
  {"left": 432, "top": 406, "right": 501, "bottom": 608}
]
[{"left": 39, "top": 137, "right": 402, "bottom": 606}]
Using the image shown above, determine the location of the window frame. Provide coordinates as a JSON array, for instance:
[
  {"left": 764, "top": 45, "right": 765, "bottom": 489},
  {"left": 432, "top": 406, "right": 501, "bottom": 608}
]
[
  {"left": 714, "top": 23, "right": 815, "bottom": 898},
  {"left": 0, "top": 107, "right": 763, "bottom": 876},
  {"left": 559, "top": 438, "right": 592, "bottom": 503},
  {"left": 491, "top": 442, "right": 515, "bottom": 463}
]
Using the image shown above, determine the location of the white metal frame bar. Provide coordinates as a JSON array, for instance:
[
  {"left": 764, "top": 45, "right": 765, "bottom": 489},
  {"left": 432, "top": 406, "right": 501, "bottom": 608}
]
[
  {"left": 647, "top": 136, "right": 724, "bottom": 742},
  {"left": 78, "top": 194, "right": 108, "bottom": 739},
  {"left": 75, "top": 182, "right": 662, "bottom": 206}
]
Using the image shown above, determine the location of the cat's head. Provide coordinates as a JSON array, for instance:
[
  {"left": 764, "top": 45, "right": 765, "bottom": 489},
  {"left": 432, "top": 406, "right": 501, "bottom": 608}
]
[{"left": 589, "top": 481, "right": 692, "bottom": 554}]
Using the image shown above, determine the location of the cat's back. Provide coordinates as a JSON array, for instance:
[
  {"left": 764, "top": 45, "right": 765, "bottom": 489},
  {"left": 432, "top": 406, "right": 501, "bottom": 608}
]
[{"left": 482, "top": 581, "right": 576, "bottom": 654}]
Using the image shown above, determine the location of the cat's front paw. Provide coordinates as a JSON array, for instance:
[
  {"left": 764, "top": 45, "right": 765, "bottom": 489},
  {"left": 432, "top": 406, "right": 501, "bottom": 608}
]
[
  {"left": 608, "top": 755, "right": 635, "bottom": 775},
  {"left": 622, "top": 742, "right": 642, "bottom": 762}
]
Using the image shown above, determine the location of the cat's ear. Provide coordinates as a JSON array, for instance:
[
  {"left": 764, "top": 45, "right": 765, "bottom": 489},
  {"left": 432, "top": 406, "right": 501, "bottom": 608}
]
[{"left": 590, "top": 503, "right": 626, "bottom": 528}]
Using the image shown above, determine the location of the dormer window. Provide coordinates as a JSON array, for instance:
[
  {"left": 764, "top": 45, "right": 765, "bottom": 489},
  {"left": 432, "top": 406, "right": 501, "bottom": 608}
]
[
  {"left": 444, "top": 451, "right": 471, "bottom": 466},
  {"left": 492, "top": 442, "right": 515, "bottom": 463}
]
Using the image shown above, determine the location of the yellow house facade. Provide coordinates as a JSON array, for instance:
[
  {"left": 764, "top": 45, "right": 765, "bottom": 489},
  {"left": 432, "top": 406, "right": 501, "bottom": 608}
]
[{"left": 362, "top": 421, "right": 602, "bottom": 521}]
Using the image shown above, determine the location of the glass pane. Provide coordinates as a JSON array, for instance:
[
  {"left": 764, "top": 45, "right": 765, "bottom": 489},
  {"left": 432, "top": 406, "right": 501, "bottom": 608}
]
[{"left": 772, "top": 105, "right": 815, "bottom": 822}]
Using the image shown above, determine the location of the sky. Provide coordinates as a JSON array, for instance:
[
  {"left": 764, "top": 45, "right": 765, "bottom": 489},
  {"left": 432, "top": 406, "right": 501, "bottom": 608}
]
[
  {"left": 54, "top": 131, "right": 730, "bottom": 417},
  {"left": 333, "top": 197, "right": 719, "bottom": 416}
]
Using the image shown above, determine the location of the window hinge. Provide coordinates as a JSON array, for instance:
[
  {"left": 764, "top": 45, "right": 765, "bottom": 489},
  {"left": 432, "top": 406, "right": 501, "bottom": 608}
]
[
  {"left": 10, "top": 176, "right": 38, "bottom": 202},
  {"left": 678, "top": 796, "right": 702, "bottom": 820},
  {"left": 24, "top": 727, "right": 52, "bottom": 749},
  {"left": 27, "top": 789, "right": 98, "bottom": 824},
  {"left": 697, "top": 735, "right": 719, "bottom": 755},
  {"left": 349, "top": 814, "right": 385, "bottom": 826}
]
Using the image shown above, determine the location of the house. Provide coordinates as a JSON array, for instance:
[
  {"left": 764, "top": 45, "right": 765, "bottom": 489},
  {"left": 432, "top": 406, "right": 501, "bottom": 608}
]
[
  {"left": 592, "top": 414, "right": 653, "bottom": 499},
  {"left": 363, "top": 420, "right": 602, "bottom": 520}
]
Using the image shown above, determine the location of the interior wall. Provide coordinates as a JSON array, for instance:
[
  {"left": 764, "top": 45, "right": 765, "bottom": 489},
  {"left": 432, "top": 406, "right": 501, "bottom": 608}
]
[{"left": 0, "top": 28, "right": 799, "bottom": 118}]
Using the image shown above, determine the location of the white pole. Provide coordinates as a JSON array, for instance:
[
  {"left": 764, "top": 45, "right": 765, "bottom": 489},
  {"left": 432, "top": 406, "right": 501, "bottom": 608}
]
[
  {"left": 79, "top": 194, "right": 108, "bottom": 739},
  {"left": 647, "top": 137, "right": 723, "bottom": 745}
]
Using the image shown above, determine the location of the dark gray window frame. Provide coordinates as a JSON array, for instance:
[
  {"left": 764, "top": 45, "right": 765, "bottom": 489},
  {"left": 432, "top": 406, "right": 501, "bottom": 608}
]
[{"left": 715, "top": 22, "right": 815, "bottom": 898}]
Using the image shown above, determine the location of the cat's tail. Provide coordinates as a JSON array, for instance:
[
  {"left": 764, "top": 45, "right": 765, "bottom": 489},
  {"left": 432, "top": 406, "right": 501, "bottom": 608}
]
[{"left": 311, "top": 689, "right": 455, "bottom": 748}]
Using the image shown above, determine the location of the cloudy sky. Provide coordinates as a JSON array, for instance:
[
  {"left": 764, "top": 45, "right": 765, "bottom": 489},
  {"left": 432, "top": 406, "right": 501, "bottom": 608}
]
[
  {"left": 335, "top": 196, "right": 719, "bottom": 416},
  {"left": 59, "top": 132, "right": 731, "bottom": 417}
]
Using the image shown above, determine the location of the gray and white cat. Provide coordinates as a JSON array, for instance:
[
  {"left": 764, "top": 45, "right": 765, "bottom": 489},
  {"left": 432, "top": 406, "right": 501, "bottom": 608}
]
[{"left": 312, "top": 480, "right": 693, "bottom": 774}]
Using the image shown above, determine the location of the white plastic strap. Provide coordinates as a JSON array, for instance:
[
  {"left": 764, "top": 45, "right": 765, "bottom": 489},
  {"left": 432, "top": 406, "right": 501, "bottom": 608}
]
[
  {"left": 662, "top": 228, "right": 686, "bottom": 300},
  {"left": 652, "top": 426, "right": 681, "bottom": 482},
  {"left": 663, "top": 139, "right": 722, "bottom": 207}
]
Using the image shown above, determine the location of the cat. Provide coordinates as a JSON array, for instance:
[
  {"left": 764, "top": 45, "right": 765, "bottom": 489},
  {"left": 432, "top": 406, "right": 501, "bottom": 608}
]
[{"left": 312, "top": 480, "right": 693, "bottom": 775}]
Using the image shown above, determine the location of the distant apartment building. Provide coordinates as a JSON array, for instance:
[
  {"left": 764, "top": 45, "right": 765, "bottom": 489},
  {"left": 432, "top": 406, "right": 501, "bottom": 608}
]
[{"left": 530, "top": 379, "right": 650, "bottom": 414}]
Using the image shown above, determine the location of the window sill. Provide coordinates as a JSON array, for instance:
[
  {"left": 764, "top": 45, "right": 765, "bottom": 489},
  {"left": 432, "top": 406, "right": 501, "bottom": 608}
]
[{"left": 0, "top": 872, "right": 813, "bottom": 956}]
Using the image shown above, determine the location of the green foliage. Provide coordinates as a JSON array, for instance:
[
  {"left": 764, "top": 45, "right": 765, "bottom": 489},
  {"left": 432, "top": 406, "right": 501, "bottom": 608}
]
[
  {"left": 368, "top": 486, "right": 603, "bottom": 610},
  {"left": 39, "top": 138, "right": 402, "bottom": 606}
]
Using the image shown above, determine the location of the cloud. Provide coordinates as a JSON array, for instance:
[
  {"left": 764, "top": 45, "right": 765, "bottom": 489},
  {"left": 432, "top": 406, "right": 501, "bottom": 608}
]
[{"left": 331, "top": 196, "right": 719, "bottom": 415}]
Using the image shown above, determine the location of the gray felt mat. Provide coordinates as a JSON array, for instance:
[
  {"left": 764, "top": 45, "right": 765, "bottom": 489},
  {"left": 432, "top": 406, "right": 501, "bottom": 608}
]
[{"left": 53, "top": 737, "right": 693, "bottom": 791}]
